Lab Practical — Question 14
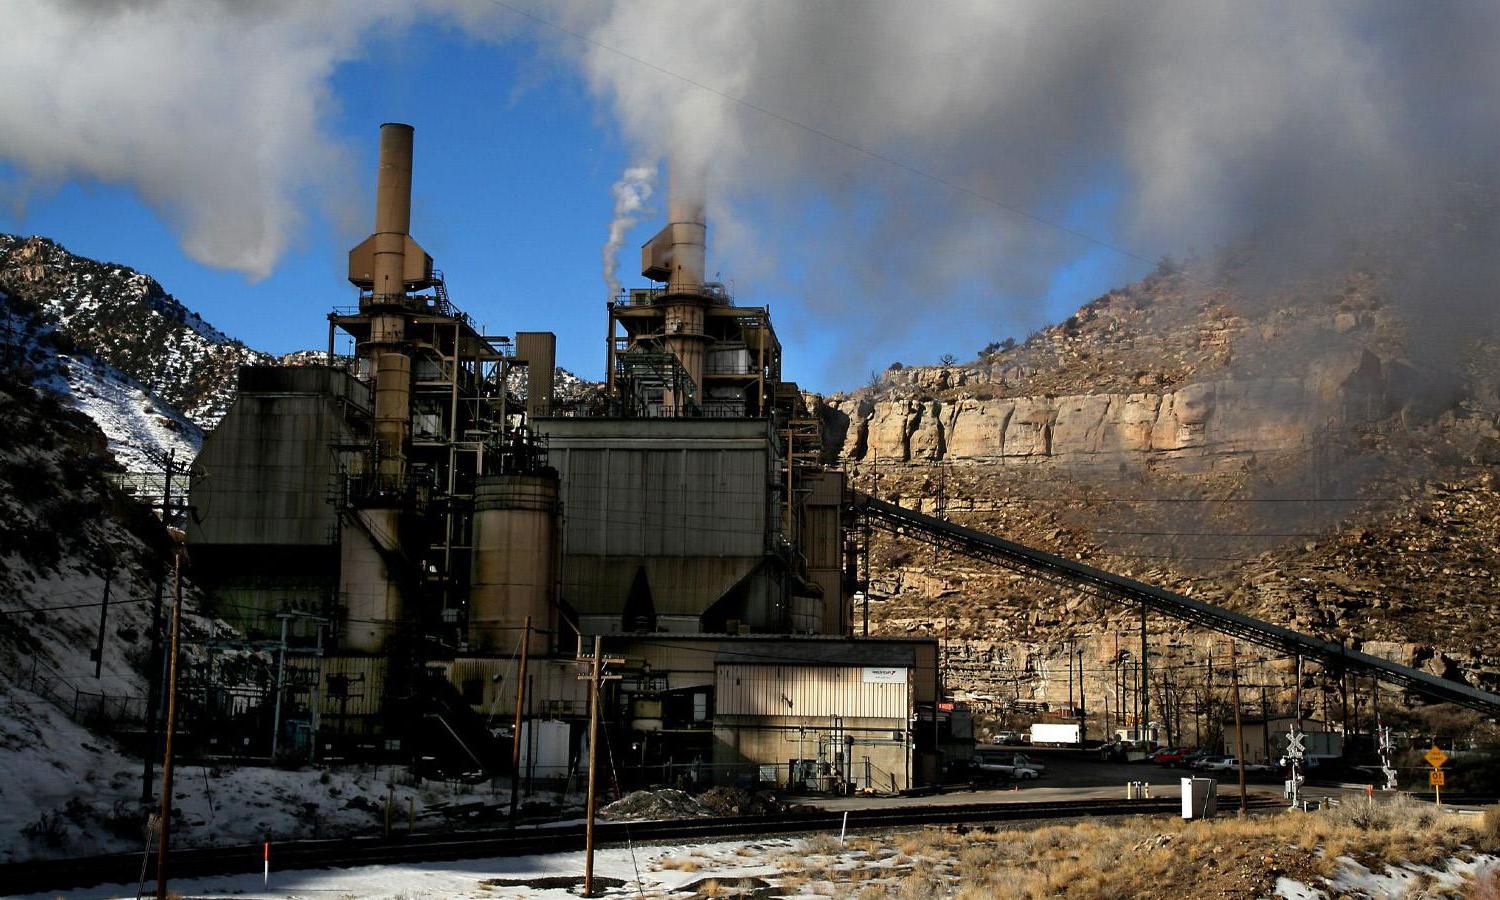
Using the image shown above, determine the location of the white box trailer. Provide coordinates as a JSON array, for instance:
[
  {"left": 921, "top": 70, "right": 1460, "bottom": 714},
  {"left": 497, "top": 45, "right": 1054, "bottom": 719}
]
[
  {"left": 1030, "top": 722, "right": 1082, "bottom": 746},
  {"left": 520, "top": 719, "right": 571, "bottom": 781}
]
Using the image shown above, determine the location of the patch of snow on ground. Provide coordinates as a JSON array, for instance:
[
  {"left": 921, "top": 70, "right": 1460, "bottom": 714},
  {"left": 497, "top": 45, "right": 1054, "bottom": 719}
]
[
  {"left": 1327, "top": 852, "right": 1499, "bottom": 898},
  {"left": 0, "top": 683, "right": 483, "bottom": 865},
  {"left": 15, "top": 837, "right": 799, "bottom": 900},
  {"left": 1275, "top": 876, "right": 1327, "bottom": 899}
]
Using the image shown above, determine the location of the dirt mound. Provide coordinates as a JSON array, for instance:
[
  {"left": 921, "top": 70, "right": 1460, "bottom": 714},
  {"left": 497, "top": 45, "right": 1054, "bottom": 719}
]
[
  {"left": 696, "top": 786, "right": 785, "bottom": 817},
  {"left": 597, "top": 788, "right": 711, "bottom": 822}
]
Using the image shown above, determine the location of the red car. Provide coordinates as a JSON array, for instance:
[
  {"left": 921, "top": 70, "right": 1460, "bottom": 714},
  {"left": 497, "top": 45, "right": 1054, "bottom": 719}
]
[{"left": 1151, "top": 747, "right": 1192, "bottom": 766}]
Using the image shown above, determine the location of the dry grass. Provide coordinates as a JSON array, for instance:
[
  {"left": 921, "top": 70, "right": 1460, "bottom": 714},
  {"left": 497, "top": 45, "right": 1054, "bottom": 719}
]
[
  {"left": 798, "top": 799, "right": 1498, "bottom": 899},
  {"left": 657, "top": 857, "right": 701, "bottom": 872}
]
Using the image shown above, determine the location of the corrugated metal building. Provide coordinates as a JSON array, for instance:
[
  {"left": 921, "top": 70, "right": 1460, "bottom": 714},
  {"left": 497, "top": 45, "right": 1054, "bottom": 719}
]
[{"left": 712, "top": 642, "right": 926, "bottom": 791}]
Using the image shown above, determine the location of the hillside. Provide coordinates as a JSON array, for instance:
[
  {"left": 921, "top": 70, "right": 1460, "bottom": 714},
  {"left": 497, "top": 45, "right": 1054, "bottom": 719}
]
[
  {"left": 0, "top": 235, "right": 273, "bottom": 428},
  {"left": 822, "top": 256, "right": 1500, "bottom": 710}
]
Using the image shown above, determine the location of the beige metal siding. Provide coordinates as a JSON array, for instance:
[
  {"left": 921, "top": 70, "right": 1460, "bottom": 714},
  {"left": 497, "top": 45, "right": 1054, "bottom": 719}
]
[{"left": 716, "top": 665, "right": 908, "bottom": 719}]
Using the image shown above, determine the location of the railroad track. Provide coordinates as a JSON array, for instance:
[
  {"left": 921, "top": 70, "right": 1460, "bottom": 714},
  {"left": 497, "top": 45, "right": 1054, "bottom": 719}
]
[{"left": 2, "top": 795, "right": 1282, "bottom": 895}]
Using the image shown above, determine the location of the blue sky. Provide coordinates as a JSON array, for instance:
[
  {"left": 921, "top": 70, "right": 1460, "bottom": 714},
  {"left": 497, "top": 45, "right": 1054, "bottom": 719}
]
[{"left": 0, "top": 20, "right": 1142, "bottom": 394}]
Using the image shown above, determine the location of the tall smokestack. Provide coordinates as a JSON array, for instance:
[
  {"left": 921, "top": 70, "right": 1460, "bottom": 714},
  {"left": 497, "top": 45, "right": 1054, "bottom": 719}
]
[
  {"left": 372, "top": 123, "right": 414, "bottom": 300},
  {"left": 347, "top": 123, "right": 432, "bottom": 480},
  {"left": 641, "top": 162, "right": 710, "bottom": 410}
]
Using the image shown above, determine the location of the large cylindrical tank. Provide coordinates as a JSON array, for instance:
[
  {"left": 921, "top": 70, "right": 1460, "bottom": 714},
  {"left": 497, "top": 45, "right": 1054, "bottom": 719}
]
[
  {"left": 469, "top": 473, "right": 558, "bottom": 654},
  {"left": 340, "top": 507, "right": 405, "bottom": 653}
]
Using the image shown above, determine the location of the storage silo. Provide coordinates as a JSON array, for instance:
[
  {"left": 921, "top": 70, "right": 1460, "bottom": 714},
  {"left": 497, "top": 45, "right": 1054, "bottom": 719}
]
[{"left": 469, "top": 472, "right": 559, "bottom": 654}]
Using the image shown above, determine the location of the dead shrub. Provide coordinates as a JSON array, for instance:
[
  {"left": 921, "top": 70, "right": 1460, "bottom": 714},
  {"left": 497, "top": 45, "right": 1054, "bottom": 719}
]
[{"left": 1483, "top": 805, "right": 1500, "bottom": 845}]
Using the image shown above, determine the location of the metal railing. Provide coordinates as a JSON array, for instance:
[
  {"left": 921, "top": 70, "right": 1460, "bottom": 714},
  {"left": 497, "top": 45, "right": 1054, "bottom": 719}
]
[{"left": 2, "top": 655, "right": 147, "bottom": 728}]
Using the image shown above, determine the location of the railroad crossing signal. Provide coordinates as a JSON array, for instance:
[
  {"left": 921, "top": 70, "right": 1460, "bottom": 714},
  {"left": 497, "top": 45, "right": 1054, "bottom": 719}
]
[
  {"left": 1285, "top": 730, "right": 1305, "bottom": 761},
  {"left": 1424, "top": 745, "right": 1449, "bottom": 768},
  {"left": 1429, "top": 769, "right": 1445, "bottom": 787}
]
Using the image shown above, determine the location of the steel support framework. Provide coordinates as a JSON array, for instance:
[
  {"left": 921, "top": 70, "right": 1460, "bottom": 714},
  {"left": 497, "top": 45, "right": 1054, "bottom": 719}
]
[{"left": 850, "top": 491, "right": 1500, "bottom": 716}]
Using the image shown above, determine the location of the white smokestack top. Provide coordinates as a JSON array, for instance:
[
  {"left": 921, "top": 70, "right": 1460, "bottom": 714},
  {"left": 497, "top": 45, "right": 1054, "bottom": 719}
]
[{"left": 602, "top": 164, "right": 656, "bottom": 300}]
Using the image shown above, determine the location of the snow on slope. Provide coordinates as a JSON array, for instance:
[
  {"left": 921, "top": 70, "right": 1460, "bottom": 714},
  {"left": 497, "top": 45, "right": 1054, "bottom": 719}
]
[
  {"left": 40, "top": 354, "right": 201, "bottom": 470},
  {"left": 0, "top": 683, "right": 445, "bottom": 864},
  {"left": 0, "top": 234, "right": 272, "bottom": 427},
  {"left": 4, "top": 296, "right": 201, "bottom": 469}
]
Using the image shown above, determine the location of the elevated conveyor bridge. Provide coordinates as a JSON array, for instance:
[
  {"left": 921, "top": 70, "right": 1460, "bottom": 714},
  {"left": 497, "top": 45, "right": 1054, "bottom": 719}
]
[{"left": 848, "top": 490, "right": 1500, "bottom": 717}]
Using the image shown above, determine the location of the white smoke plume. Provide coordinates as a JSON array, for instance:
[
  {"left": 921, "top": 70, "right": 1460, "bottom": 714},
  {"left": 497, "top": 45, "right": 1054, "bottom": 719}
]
[
  {"left": 564, "top": 2, "right": 1500, "bottom": 371},
  {"left": 1, "top": 1, "right": 1497, "bottom": 374},
  {"left": 0, "top": 0, "right": 517, "bottom": 279},
  {"left": 601, "top": 164, "right": 656, "bottom": 300}
]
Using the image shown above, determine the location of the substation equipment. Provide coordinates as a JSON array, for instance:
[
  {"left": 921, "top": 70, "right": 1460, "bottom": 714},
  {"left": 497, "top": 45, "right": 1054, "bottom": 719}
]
[{"left": 188, "top": 124, "right": 940, "bottom": 791}]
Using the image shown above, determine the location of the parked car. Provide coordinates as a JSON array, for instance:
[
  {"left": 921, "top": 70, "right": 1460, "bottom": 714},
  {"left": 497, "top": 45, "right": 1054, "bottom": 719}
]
[
  {"left": 1153, "top": 748, "right": 1192, "bottom": 766},
  {"left": 1180, "top": 750, "right": 1214, "bottom": 768},
  {"left": 1194, "top": 755, "right": 1232, "bottom": 771},
  {"left": 1007, "top": 753, "right": 1046, "bottom": 773},
  {"left": 972, "top": 752, "right": 1043, "bottom": 780},
  {"left": 992, "top": 730, "right": 1024, "bottom": 745}
]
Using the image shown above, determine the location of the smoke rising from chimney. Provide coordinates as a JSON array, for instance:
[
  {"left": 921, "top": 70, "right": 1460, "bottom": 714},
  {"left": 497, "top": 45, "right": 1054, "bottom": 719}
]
[
  {"left": 565, "top": 1, "right": 1500, "bottom": 374},
  {"left": 0, "top": 0, "right": 519, "bottom": 279},
  {"left": 602, "top": 164, "right": 656, "bottom": 299},
  {"left": 3, "top": 1, "right": 1497, "bottom": 372}
]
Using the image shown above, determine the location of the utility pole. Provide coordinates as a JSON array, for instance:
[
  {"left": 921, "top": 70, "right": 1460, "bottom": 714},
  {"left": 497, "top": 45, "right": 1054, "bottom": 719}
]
[
  {"left": 509, "top": 615, "right": 531, "bottom": 827},
  {"left": 577, "top": 636, "right": 622, "bottom": 898},
  {"left": 1260, "top": 682, "right": 1271, "bottom": 765},
  {"left": 92, "top": 558, "right": 114, "bottom": 679},
  {"left": 1229, "top": 640, "right": 1247, "bottom": 816},
  {"left": 155, "top": 546, "right": 186, "bottom": 900},
  {"left": 142, "top": 449, "right": 178, "bottom": 805},
  {"left": 1067, "top": 643, "right": 1074, "bottom": 711},
  {"left": 1139, "top": 604, "right": 1148, "bottom": 745},
  {"left": 270, "top": 615, "right": 290, "bottom": 761},
  {"left": 1076, "top": 646, "right": 1087, "bottom": 743}
]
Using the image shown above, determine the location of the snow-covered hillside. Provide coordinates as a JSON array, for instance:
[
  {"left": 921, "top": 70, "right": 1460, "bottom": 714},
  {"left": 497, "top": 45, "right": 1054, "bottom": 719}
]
[
  {"left": 0, "top": 234, "right": 272, "bottom": 428},
  {"left": 4, "top": 293, "right": 201, "bottom": 469}
]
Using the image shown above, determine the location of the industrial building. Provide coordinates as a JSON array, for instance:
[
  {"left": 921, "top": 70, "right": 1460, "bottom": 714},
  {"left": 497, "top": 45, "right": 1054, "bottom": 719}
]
[{"left": 187, "top": 123, "right": 938, "bottom": 790}]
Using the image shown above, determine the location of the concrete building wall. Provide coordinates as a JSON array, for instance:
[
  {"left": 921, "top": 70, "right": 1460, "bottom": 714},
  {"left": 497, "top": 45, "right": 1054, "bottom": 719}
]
[{"left": 191, "top": 367, "right": 367, "bottom": 548}]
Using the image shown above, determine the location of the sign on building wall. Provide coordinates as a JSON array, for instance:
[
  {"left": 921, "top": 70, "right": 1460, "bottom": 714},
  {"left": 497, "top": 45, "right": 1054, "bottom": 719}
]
[{"left": 862, "top": 667, "right": 907, "bottom": 684}]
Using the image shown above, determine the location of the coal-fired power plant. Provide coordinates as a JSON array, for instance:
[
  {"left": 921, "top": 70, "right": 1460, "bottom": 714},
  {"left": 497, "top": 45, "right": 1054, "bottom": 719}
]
[{"left": 187, "top": 124, "right": 941, "bottom": 789}]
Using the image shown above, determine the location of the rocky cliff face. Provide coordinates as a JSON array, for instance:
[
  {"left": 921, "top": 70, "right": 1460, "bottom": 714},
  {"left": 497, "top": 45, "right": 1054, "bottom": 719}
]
[{"left": 825, "top": 262, "right": 1500, "bottom": 720}]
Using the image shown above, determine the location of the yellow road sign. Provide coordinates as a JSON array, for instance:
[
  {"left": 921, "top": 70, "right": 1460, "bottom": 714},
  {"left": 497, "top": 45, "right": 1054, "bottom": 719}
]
[
  {"left": 1429, "top": 769, "right": 1445, "bottom": 787},
  {"left": 1424, "top": 745, "right": 1449, "bottom": 768}
]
